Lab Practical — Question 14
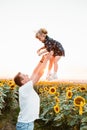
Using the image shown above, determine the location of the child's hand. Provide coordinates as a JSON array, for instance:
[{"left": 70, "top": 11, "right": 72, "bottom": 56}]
[
  {"left": 37, "top": 48, "right": 48, "bottom": 56},
  {"left": 37, "top": 50, "right": 41, "bottom": 56}
]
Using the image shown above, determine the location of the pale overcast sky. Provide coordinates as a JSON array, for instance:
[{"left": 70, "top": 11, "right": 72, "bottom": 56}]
[{"left": 0, "top": 0, "right": 87, "bottom": 80}]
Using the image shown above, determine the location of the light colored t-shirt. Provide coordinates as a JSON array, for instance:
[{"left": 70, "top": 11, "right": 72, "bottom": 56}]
[{"left": 18, "top": 80, "right": 40, "bottom": 123}]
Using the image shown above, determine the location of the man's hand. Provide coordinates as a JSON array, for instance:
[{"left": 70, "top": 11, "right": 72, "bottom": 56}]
[{"left": 40, "top": 51, "right": 54, "bottom": 63}]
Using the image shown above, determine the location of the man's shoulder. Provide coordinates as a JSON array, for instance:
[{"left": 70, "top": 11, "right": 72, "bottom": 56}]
[{"left": 20, "top": 80, "right": 33, "bottom": 91}]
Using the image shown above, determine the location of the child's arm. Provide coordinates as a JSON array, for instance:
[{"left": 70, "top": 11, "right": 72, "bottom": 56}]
[
  {"left": 37, "top": 48, "right": 48, "bottom": 56},
  {"left": 37, "top": 46, "right": 45, "bottom": 54}
]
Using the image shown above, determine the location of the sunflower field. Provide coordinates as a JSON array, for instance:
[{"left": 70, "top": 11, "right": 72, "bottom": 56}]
[{"left": 0, "top": 79, "right": 87, "bottom": 130}]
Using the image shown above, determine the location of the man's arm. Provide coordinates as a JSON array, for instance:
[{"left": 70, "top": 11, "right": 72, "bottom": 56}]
[{"left": 30, "top": 51, "right": 53, "bottom": 85}]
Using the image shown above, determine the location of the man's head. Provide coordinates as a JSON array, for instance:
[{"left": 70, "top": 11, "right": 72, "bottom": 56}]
[{"left": 14, "top": 72, "right": 29, "bottom": 86}]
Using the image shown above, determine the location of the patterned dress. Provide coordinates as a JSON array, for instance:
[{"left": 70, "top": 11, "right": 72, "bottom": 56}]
[{"left": 44, "top": 35, "right": 65, "bottom": 57}]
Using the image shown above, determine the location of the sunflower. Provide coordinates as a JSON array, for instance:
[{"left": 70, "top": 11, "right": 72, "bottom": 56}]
[
  {"left": 0, "top": 83, "right": 4, "bottom": 87},
  {"left": 49, "top": 87, "right": 56, "bottom": 95},
  {"left": 39, "top": 88, "right": 43, "bottom": 93},
  {"left": 54, "top": 104, "right": 60, "bottom": 114},
  {"left": 74, "top": 96, "right": 86, "bottom": 107},
  {"left": 10, "top": 83, "right": 16, "bottom": 90},
  {"left": 66, "top": 86, "right": 73, "bottom": 91},
  {"left": 55, "top": 92, "right": 60, "bottom": 97},
  {"left": 66, "top": 90, "right": 73, "bottom": 99},
  {"left": 44, "top": 87, "right": 49, "bottom": 92},
  {"left": 8, "top": 80, "right": 16, "bottom": 87},
  {"left": 79, "top": 86, "right": 86, "bottom": 92},
  {"left": 54, "top": 96, "right": 60, "bottom": 103}
]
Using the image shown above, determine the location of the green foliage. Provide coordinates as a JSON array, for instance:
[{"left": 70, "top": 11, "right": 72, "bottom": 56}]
[
  {"left": 0, "top": 79, "right": 19, "bottom": 114},
  {"left": 0, "top": 79, "right": 87, "bottom": 130},
  {"left": 34, "top": 81, "right": 87, "bottom": 130}
]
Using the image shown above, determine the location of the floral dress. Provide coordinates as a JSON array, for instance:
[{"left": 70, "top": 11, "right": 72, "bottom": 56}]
[{"left": 44, "top": 35, "right": 65, "bottom": 57}]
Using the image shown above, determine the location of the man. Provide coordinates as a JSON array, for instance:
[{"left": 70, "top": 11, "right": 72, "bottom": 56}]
[{"left": 14, "top": 51, "right": 53, "bottom": 130}]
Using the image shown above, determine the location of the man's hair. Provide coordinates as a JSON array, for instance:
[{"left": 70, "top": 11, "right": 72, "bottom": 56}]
[{"left": 14, "top": 72, "right": 23, "bottom": 86}]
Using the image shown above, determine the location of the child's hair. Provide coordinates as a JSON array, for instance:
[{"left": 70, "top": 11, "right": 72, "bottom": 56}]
[{"left": 35, "top": 28, "right": 48, "bottom": 38}]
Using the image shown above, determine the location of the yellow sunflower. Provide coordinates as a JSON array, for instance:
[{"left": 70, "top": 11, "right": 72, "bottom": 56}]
[
  {"left": 54, "top": 96, "right": 60, "bottom": 103},
  {"left": 66, "top": 86, "right": 72, "bottom": 91},
  {"left": 74, "top": 96, "right": 86, "bottom": 107},
  {"left": 66, "top": 90, "right": 73, "bottom": 99},
  {"left": 54, "top": 104, "right": 60, "bottom": 114},
  {"left": 39, "top": 88, "right": 43, "bottom": 93},
  {"left": 10, "top": 83, "right": 16, "bottom": 90},
  {"left": 49, "top": 87, "right": 56, "bottom": 95},
  {"left": 79, "top": 86, "right": 86, "bottom": 92},
  {"left": 55, "top": 92, "right": 60, "bottom": 97},
  {"left": 44, "top": 87, "right": 49, "bottom": 92},
  {"left": 0, "top": 83, "right": 4, "bottom": 87}
]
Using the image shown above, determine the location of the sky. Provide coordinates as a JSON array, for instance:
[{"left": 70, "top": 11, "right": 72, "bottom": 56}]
[{"left": 0, "top": 0, "right": 87, "bottom": 80}]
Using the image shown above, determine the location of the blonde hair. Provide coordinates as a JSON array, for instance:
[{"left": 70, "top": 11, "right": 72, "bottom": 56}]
[{"left": 35, "top": 28, "right": 48, "bottom": 38}]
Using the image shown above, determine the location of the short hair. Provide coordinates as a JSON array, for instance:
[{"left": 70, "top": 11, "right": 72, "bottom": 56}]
[
  {"left": 35, "top": 28, "right": 48, "bottom": 38},
  {"left": 14, "top": 72, "right": 23, "bottom": 86}
]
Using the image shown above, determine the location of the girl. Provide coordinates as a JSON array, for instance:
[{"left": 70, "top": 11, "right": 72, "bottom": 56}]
[{"left": 35, "top": 28, "right": 65, "bottom": 80}]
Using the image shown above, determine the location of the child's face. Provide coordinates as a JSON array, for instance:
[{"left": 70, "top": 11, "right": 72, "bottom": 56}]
[{"left": 37, "top": 33, "right": 46, "bottom": 42}]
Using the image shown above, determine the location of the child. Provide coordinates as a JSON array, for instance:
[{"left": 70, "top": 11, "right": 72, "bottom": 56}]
[{"left": 35, "top": 28, "right": 65, "bottom": 80}]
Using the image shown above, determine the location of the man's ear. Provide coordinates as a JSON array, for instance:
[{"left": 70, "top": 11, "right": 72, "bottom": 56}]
[{"left": 21, "top": 80, "right": 25, "bottom": 85}]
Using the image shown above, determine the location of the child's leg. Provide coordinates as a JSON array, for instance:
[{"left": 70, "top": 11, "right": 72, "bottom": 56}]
[
  {"left": 53, "top": 56, "right": 61, "bottom": 78},
  {"left": 46, "top": 56, "right": 54, "bottom": 80},
  {"left": 47, "top": 56, "right": 54, "bottom": 75}
]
